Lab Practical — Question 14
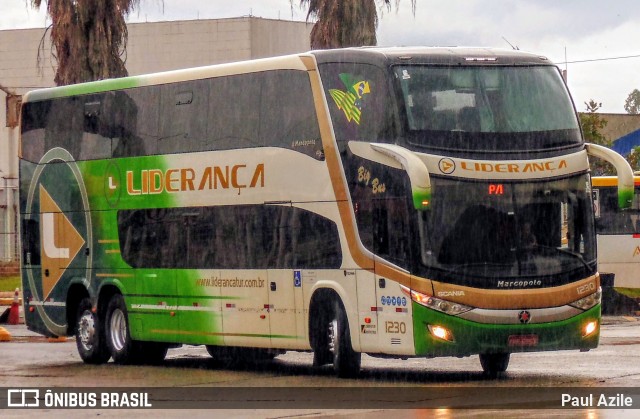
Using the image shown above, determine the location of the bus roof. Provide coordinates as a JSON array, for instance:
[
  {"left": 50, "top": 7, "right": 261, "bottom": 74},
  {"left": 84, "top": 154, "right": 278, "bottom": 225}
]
[
  {"left": 22, "top": 46, "right": 555, "bottom": 104},
  {"left": 22, "top": 53, "right": 312, "bottom": 104},
  {"left": 311, "top": 46, "right": 554, "bottom": 66}
]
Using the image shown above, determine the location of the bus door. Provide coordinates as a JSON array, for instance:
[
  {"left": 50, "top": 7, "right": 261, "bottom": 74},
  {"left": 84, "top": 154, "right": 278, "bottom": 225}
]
[{"left": 372, "top": 195, "right": 414, "bottom": 355}]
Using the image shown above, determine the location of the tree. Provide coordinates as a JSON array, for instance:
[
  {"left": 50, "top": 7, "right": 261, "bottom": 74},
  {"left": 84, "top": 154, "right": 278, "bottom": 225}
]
[
  {"left": 580, "top": 100, "right": 615, "bottom": 176},
  {"left": 627, "top": 146, "right": 640, "bottom": 172},
  {"left": 297, "top": 0, "right": 416, "bottom": 49},
  {"left": 624, "top": 89, "right": 640, "bottom": 115},
  {"left": 30, "top": 0, "right": 154, "bottom": 86}
]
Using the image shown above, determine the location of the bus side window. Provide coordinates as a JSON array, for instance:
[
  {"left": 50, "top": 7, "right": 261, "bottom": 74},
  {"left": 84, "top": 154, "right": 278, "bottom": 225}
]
[
  {"left": 208, "top": 75, "right": 262, "bottom": 150},
  {"left": 44, "top": 97, "right": 83, "bottom": 159},
  {"left": 260, "top": 71, "right": 322, "bottom": 159},
  {"left": 158, "top": 80, "right": 209, "bottom": 154}
]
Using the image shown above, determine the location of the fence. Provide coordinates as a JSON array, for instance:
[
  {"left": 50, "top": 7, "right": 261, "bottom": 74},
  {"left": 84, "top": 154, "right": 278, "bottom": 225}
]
[{"left": 0, "top": 203, "right": 18, "bottom": 265}]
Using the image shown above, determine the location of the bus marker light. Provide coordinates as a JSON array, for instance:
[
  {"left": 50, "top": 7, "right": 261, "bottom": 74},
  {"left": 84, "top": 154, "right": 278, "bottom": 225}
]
[
  {"left": 583, "top": 321, "right": 598, "bottom": 337},
  {"left": 364, "top": 317, "right": 372, "bottom": 324},
  {"left": 170, "top": 311, "right": 175, "bottom": 317},
  {"left": 428, "top": 325, "right": 454, "bottom": 342},
  {"left": 260, "top": 314, "right": 266, "bottom": 319}
]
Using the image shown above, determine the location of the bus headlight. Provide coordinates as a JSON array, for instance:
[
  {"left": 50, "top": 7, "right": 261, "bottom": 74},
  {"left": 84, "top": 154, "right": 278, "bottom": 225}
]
[
  {"left": 401, "top": 286, "right": 472, "bottom": 316},
  {"left": 569, "top": 288, "right": 602, "bottom": 311},
  {"left": 428, "top": 324, "right": 455, "bottom": 342},
  {"left": 583, "top": 321, "right": 598, "bottom": 337}
]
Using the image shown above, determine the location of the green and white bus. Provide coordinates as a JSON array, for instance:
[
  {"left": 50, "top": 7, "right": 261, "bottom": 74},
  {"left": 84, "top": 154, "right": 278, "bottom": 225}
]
[{"left": 19, "top": 47, "right": 634, "bottom": 377}]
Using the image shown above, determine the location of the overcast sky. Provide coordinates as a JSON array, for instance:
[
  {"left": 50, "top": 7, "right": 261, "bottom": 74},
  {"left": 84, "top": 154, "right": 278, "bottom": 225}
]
[{"left": 2, "top": 0, "right": 639, "bottom": 113}]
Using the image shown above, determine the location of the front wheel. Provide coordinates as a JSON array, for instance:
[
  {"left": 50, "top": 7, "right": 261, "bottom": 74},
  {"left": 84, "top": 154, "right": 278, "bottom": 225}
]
[
  {"left": 75, "top": 298, "right": 110, "bottom": 364},
  {"left": 314, "top": 299, "right": 361, "bottom": 378},
  {"left": 479, "top": 353, "right": 510, "bottom": 377}
]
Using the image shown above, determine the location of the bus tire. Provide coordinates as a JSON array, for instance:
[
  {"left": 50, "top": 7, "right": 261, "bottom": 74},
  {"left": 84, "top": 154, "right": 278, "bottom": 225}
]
[
  {"left": 316, "top": 299, "right": 361, "bottom": 378},
  {"left": 105, "top": 294, "right": 136, "bottom": 364},
  {"left": 75, "top": 297, "right": 110, "bottom": 364},
  {"left": 479, "top": 353, "right": 510, "bottom": 377}
]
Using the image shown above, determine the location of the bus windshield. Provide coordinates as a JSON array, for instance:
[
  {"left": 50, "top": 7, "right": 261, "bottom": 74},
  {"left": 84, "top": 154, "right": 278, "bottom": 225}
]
[
  {"left": 416, "top": 174, "right": 596, "bottom": 288},
  {"left": 393, "top": 65, "right": 582, "bottom": 153}
]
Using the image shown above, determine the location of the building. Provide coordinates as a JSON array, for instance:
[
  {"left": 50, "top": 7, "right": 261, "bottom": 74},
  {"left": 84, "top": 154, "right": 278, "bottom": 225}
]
[
  {"left": 0, "top": 16, "right": 312, "bottom": 263},
  {"left": 597, "top": 113, "right": 640, "bottom": 156}
]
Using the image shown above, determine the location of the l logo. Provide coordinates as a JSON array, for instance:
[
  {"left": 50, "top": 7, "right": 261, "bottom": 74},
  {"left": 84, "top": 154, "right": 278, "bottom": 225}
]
[{"left": 39, "top": 185, "right": 85, "bottom": 299}]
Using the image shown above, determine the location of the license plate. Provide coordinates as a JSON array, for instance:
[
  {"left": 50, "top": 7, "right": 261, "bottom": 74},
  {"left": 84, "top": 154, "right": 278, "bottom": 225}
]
[{"left": 508, "top": 334, "right": 539, "bottom": 347}]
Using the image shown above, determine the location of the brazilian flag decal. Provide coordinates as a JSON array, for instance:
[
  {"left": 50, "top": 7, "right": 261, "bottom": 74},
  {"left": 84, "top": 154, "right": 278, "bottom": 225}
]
[{"left": 329, "top": 74, "right": 371, "bottom": 124}]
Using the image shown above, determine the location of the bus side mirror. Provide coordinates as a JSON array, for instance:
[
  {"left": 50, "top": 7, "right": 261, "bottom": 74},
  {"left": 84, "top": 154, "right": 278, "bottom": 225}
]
[
  {"left": 586, "top": 143, "right": 635, "bottom": 209},
  {"left": 348, "top": 141, "right": 431, "bottom": 211}
]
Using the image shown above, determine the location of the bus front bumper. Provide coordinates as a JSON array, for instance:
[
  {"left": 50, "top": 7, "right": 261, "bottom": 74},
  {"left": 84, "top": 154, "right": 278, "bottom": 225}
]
[{"left": 412, "top": 303, "right": 600, "bottom": 357}]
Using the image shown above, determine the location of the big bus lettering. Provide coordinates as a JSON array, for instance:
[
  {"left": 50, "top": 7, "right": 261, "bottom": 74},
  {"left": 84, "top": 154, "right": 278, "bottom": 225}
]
[
  {"left": 231, "top": 164, "right": 247, "bottom": 192},
  {"left": 250, "top": 164, "right": 265, "bottom": 188},
  {"left": 125, "top": 164, "right": 265, "bottom": 195},
  {"left": 197, "top": 166, "right": 229, "bottom": 190},
  {"left": 460, "top": 160, "right": 568, "bottom": 173},
  {"left": 165, "top": 169, "right": 180, "bottom": 192},
  {"left": 180, "top": 168, "right": 196, "bottom": 191}
]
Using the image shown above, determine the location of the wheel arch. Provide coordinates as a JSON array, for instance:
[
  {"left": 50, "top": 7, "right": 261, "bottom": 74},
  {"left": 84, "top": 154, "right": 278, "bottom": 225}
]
[
  {"left": 97, "top": 283, "right": 122, "bottom": 321},
  {"left": 66, "top": 283, "right": 90, "bottom": 336},
  {"left": 308, "top": 285, "right": 360, "bottom": 352}
]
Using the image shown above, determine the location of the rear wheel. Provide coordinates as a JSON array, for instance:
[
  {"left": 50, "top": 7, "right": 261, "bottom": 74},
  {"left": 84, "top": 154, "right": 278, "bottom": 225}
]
[
  {"left": 75, "top": 298, "right": 110, "bottom": 364},
  {"left": 479, "top": 353, "right": 510, "bottom": 377},
  {"left": 105, "top": 294, "right": 136, "bottom": 364}
]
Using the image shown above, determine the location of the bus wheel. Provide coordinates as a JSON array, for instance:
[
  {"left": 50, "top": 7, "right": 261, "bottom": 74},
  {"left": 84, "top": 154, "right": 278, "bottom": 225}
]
[
  {"left": 75, "top": 298, "right": 110, "bottom": 364},
  {"left": 479, "top": 353, "right": 510, "bottom": 377},
  {"left": 324, "top": 300, "right": 361, "bottom": 378},
  {"left": 105, "top": 294, "right": 135, "bottom": 364}
]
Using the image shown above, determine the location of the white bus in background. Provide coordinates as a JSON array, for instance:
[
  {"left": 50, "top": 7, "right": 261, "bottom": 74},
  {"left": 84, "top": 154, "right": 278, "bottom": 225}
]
[{"left": 592, "top": 175, "right": 640, "bottom": 291}]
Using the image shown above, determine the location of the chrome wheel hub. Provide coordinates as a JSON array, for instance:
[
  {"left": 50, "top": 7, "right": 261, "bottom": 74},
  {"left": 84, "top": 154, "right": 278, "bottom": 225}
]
[
  {"left": 78, "top": 310, "right": 96, "bottom": 351},
  {"left": 109, "top": 308, "right": 127, "bottom": 352}
]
